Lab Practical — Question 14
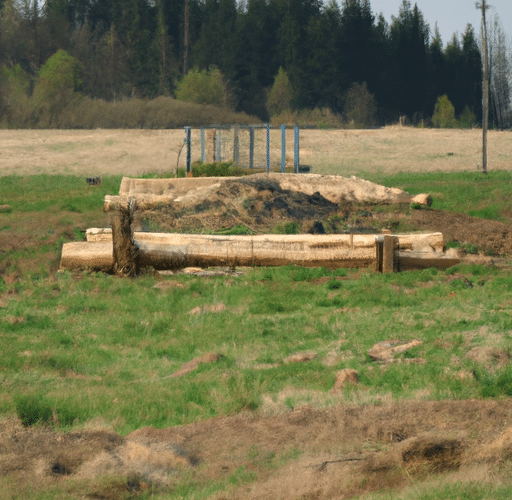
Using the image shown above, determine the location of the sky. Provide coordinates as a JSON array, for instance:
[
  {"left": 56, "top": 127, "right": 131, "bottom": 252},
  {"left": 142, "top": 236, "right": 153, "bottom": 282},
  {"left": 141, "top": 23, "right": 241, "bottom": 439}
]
[{"left": 366, "top": 0, "right": 511, "bottom": 46}]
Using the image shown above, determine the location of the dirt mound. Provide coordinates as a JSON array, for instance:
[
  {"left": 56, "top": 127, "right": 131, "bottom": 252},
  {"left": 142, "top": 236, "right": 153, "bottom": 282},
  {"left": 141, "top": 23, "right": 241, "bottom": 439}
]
[
  {"left": 3, "top": 399, "right": 512, "bottom": 499},
  {"left": 131, "top": 175, "right": 512, "bottom": 258}
]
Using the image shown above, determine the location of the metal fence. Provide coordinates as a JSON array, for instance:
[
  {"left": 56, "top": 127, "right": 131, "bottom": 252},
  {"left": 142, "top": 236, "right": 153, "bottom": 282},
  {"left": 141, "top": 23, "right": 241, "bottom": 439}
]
[{"left": 184, "top": 124, "right": 301, "bottom": 173}]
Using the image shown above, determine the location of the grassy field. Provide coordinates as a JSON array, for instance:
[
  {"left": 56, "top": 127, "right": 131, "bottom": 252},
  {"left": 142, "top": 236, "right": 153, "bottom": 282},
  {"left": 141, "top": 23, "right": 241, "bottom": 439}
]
[{"left": 2, "top": 129, "right": 512, "bottom": 499}]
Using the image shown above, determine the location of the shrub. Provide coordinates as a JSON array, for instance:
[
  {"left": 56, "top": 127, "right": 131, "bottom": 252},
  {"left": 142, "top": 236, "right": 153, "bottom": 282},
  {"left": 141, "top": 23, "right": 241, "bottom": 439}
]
[
  {"left": 343, "top": 82, "right": 377, "bottom": 128},
  {"left": 176, "top": 66, "right": 234, "bottom": 109},
  {"left": 267, "top": 67, "right": 294, "bottom": 117},
  {"left": 191, "top": 161, "right": 247, "bottom": 177},
  {"left": 0, "top": 64, "right": 32, "bottom": 127},
  {"left": 458, "top": 105, "right": 476, "bottom": 128},
  {"left": 432, "top": 95, "right": 457, "bottom": 128},
  {"left": 32, "top": 50, "right": 83, "bottom": 127}
]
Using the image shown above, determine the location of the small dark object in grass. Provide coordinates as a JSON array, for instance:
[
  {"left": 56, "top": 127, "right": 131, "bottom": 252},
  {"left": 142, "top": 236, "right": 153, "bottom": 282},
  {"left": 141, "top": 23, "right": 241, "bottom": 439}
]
[
  {"left": 86, "top": 177, "right": 102, "bottom": 186},
  {"left": 309, "top": 221, "right": 326, "bottom": 234}
]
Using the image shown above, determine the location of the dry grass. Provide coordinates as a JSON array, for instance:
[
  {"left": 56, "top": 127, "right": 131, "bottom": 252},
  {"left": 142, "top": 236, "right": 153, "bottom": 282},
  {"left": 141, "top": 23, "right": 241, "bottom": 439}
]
[{"left": 1, "top": 126, "right": 512, "bottom": 179}]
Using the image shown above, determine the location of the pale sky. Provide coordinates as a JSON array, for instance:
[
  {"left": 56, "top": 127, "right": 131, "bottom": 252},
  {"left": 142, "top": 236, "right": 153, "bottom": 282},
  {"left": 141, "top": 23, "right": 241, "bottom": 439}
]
[{"left": 365, "top": 0, "right": 511, "bottom": 46}]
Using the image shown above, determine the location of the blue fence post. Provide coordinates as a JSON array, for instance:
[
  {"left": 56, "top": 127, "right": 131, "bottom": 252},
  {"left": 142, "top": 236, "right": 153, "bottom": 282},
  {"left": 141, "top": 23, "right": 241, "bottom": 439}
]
[
  {"left": 185, "top": 126, "right": 192, "bottom": 173},
  {"left": 200, "top": 126, "right": 205, "bottom": 163},
  {"left": 233, "top": 125, "right": 240, "bottom": 165},
  {"left": 294, "top": 125, "right": 299, "bottom": 174},
  {"left": 249, "top": 127, "right": 255, "bottom": 169},
  {"left": 216, "top": 128, "right": 222, "bottom": 161},
  {"left": 281, "top": 124, "right": 286, "bottom": 173},
  {"left": 266, "top": 123, "right": 270, "bottom": 173}
]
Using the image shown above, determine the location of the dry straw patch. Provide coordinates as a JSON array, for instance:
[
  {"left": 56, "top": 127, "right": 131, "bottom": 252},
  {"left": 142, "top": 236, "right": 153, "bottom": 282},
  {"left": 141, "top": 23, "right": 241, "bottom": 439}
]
[{"left": 2, "top": 127, "right": 512, "bottom": 178}]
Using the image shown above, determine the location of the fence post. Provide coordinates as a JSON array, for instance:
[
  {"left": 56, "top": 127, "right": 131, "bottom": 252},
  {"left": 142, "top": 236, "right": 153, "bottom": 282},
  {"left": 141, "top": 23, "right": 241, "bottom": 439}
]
[
  {"left": 266, "top": 123, "right": 271, "bottom": 173},
  {"left": 281, "top": 124, "right": 286, "bottom": 173},
  {"left": 233, "top": 125, "right": 240, "bottom": 165},
  {"left": 294, "top": 125, "right": 299, "bottom": 174},
  {"left": 249, "top": 127, "right": 255, "bottom": 169},
  {"left": 216, "top": 128, "right": 222, "bottom": 161},
  {"left": 184, "top": 126, "right": 191, "bottom": 173},
  {"left": 200, "top": 126, "right": 205, "bottom": 163}
]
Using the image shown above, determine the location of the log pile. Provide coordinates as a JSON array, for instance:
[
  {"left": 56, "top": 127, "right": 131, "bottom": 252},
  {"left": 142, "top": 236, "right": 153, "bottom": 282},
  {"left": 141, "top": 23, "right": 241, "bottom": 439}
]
[
  {"left": 60, "top": 230, "right": 458, "bottom": 273},
  {"left": 59, "top": 174, "right": 457, "bottom": 274}
]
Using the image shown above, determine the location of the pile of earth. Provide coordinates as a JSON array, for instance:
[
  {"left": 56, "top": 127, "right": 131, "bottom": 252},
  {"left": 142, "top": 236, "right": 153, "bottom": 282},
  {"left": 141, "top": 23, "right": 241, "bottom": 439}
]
[{"left": 131, "top": 175, "right": 512, "bottom": 258}]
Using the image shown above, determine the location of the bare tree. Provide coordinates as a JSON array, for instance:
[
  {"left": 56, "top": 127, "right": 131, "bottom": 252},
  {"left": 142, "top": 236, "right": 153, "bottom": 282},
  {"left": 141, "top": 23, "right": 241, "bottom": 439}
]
[{"left": 488, "top": 14, "right": 512, "bottom": 129}]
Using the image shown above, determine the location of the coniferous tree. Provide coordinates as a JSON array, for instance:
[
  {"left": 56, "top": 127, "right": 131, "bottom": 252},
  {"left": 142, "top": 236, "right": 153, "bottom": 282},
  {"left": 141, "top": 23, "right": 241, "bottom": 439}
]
[
  {"left": 277, "top": 0, "right": 322, "bottom": 109},
  {"left": 428, "top": 23, "right": 447, "bottom": 114},
  {"left": 305, "top": 0, "right": 343, "bottom": 111},
  {"left": 444, "top": 34, "right": 465, "bottom": 114},
  {"left": 338, "top": 0, "right": 376, "bottom": 97},
  {"left": 461, "top": 24, "right": 482, "bottom": 122},
  {"left": 389, "top": 1, "right": 430, "bottom": 120},
  {"left": 231, "top": 0, "right": 281, "bottom": 118}
]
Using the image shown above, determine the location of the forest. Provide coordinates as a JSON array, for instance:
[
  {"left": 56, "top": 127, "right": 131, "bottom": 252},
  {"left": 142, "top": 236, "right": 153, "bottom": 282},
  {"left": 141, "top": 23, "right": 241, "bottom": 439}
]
[{"left": 0, "top": 0, "right": 511, "bottom": 129}]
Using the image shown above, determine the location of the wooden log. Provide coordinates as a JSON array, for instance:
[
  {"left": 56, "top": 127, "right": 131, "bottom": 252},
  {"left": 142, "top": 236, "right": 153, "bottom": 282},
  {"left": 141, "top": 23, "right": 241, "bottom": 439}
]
[{"left": 61, "top": 232, "right": 454, "bottom": 272}]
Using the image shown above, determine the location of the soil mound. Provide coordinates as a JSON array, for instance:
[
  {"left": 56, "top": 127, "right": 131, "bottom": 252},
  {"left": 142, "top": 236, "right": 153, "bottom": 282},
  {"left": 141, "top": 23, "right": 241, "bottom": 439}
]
[{"left": 129, "top": 174, "right": 512, "bottom": 258}]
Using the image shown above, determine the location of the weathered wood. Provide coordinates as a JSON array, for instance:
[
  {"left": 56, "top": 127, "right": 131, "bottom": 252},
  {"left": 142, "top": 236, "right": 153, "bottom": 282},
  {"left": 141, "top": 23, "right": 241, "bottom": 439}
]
[
  {"left": 61, "top": 232, "right": 456, "bottom": 272},
  {"left": 376, "top": 235, "right": 398, "bottom": 273},
  {"left": 110, "top": 198, "right": 139, "bottom": 276}
]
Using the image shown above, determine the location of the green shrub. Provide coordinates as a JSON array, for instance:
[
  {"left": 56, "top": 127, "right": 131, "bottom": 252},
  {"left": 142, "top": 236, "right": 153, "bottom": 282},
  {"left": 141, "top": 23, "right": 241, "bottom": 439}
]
[
  {"left": 191, "top": 161, "right": 246, "bottom": 177},
  {"left": 432, "top": 95, "right": 457, "bottom": 128},
  {"left": 458, "top": 105, "right": 476, "bottom": 128},
  {"left": 32, "top": 50, "right": 82, "bottom": 127},
  {"left": 343, "top": 82, "right": 378, "bottom": 128},
  {"left": 0, "top": 64, "right": 32, "bottom": 127},
  {"left": 267, "top": 67, "right": 294, "bottom": 117},
  {"left": 176, "top": 66, "right": 234, "bottom": 109}
]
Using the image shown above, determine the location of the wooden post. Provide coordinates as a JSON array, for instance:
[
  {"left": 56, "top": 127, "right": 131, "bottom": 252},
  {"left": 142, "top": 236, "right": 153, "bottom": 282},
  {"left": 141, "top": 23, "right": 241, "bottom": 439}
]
[
  {"left": 376, "top": 235, "right": 398, "bottom": 273},
  {"left": 110, "top": 198, "right": 139, "bottom": 276}
]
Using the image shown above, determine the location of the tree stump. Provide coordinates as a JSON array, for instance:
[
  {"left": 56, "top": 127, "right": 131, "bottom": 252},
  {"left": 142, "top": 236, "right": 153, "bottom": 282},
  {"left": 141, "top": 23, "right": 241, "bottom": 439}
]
[{"left": 110, "top": 198, "right": 139, "bottom": 277}]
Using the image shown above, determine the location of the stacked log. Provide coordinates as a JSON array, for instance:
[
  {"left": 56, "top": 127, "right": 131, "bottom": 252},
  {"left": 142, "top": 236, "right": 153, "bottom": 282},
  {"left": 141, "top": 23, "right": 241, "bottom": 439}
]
[{"left": 60, "top": 231, "right": 458, "bottom": 273}]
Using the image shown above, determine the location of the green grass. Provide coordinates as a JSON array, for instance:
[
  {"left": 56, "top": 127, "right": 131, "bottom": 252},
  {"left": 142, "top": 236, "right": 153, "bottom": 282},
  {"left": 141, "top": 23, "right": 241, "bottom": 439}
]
[
  {"left": 2, "top": 171, "right": 512, "bottom": 498},
  {"left": 364, "top": 170, "right": 512, "bottom": 221},
  {"left": 357, "top": 481, "right": 512, "bottom": 499},
  {"left": 1, "top": 263, "right": 511, "bottom": 433}
]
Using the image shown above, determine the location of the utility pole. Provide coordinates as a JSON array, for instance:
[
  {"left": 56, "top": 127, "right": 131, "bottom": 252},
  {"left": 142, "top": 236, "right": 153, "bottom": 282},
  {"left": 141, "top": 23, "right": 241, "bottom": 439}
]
[
  {"left": 477, "top": 0, "right": 490, "bottom": 173},
  {"left": 183, "top": 0, "right": 190, "bottom": 75}
]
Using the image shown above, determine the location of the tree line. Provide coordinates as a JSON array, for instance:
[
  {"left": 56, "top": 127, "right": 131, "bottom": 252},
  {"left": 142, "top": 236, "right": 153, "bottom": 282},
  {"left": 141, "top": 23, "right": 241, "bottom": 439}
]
[{"left": 0, "top": 0, "right": 510, "bottom": 128}]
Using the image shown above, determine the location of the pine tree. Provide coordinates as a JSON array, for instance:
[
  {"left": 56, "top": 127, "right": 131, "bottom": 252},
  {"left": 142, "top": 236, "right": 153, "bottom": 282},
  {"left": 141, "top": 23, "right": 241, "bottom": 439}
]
[
  {"left": 461, "top": 24, "right": 482, "bottom": 122},
  {"left": 389, "top": 1, "right": 430, "bottom": 120}
]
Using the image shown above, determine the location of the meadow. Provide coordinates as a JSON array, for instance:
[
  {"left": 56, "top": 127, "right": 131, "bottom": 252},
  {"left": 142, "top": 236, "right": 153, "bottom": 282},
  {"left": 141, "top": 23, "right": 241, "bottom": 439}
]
[{"left": 1, "top": 128, "right": 512, "bottom": 499}]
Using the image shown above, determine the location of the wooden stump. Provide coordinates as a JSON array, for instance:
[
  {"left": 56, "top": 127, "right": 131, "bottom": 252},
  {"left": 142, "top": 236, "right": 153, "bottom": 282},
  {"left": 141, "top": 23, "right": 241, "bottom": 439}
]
[{"left": 110, "top": 198, "right": 139, "bottom": 277}]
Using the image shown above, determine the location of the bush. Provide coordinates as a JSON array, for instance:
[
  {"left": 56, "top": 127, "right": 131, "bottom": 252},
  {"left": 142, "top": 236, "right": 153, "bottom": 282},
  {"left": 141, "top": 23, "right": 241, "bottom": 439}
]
[
  {"left": 176, "top": 66, "right": 234, "bottom": 109},
  {"left": 0, "top": 64, "right": 32, "bottom": 127},
  {"left": 270, "top": 107, "right": 342, "bottom": 128},
  {"left": 432, "top": 95, "right": 457, "bottom": 128},
  {"left": 32, "top": 50, "right": 83, "bottom": 127},
  {"left": 267, "top": 67, "right": 294, "bottom": 117},
  {"left": 458, "top": 105, "right": 476, "bottom": 129},
  {"left": 343, "top": 82, "right": 377, "bottom": 128},
  {"left": 191, "top": 161, "right": 247, "bottom": 177}
]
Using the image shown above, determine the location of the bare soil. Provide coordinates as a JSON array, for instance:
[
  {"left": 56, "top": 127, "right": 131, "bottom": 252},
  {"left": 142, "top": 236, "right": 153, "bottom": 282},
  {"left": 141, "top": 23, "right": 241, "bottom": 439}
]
[{"left": 2, "top": 128, "right": 512, "bottom": 498}]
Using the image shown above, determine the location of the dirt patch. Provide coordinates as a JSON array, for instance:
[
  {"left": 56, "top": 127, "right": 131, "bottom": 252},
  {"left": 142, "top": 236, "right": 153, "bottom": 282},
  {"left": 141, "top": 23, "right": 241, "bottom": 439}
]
[{"left": 3, "top": 399, "right": 512, "bottom": 499}]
